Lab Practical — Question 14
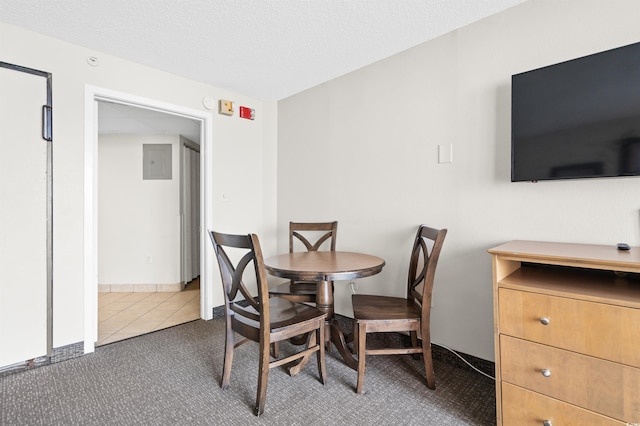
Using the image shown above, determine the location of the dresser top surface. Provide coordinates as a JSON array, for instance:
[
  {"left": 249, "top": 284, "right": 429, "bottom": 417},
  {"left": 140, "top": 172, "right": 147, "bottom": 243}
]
[{"left": 488, "top": 240, "right": 640, "bottom": 271}]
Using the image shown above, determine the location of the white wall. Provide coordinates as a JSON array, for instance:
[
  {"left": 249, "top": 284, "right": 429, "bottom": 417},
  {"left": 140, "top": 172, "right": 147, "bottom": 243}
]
[
  {"left": 277, "top": 0, "right": 640, "bottom": 361},
  {"left": 98, "top": 134, "right": 181, "bottom": 287},
  {"left": 0, "top": 23, "right": 278, "bottom": 350}
]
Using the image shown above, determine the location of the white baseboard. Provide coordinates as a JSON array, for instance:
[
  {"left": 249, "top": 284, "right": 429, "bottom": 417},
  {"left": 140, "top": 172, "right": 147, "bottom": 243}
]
[{"left": 99, "top": 283, "right": 182, "bottom": 293}]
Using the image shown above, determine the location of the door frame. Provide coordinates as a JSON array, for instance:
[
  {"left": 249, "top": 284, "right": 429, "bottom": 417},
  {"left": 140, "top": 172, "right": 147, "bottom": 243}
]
[{"left": 83, "top": 85, "right": 213, "bottom": 354}]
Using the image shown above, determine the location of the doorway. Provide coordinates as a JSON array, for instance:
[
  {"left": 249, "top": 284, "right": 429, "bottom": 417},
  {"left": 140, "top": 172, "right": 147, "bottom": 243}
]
[
  {"left": 96, "top": 104, "right": 201, "bottom": 345},
  {"left": 84, "top": 86, "right": 213, "bottom": 353}
]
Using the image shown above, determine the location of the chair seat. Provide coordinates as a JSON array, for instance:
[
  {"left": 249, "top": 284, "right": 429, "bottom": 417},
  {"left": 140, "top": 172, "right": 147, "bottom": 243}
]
[
  {"left": 269, "top": 297, "right": 326, "bottom": 329},
  {"left": 233, "top": 297, "right": 326, "bottom": 331},
  {"left": 352, "top": 294, "right": 420, "bottom": 321}
]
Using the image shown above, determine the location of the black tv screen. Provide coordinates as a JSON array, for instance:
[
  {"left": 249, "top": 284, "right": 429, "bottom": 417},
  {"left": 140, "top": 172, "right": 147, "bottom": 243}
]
[{"left": 511, "top": 41, "right": 640, "bottom": 182}]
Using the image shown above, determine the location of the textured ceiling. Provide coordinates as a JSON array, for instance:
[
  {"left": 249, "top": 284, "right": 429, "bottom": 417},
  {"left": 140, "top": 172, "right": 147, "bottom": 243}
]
[{"left": 1, "top": 0, "right": 526, "bottom": 101}]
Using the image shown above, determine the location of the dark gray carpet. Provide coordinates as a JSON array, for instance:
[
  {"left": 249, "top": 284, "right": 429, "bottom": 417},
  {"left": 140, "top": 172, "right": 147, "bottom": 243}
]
[{"left": 0, "top": 318, "right": 496, "bottom": 425}]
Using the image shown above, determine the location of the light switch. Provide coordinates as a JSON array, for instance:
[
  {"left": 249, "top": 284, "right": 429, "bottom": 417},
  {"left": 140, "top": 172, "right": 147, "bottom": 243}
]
[{"left": 438, "top": 144, "right": 453, "bottom": 164}]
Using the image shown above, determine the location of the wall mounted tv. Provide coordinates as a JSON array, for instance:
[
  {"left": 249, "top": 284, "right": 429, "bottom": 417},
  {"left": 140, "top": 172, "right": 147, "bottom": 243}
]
[{"left": 511, "top": 41, "right": 640, "bottom": 182}]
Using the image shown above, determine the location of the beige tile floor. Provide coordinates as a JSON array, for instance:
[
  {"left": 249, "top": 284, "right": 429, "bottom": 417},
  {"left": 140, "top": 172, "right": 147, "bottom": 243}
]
[{"left": 97, "top": 284, "right": 200, "bottom": 346}]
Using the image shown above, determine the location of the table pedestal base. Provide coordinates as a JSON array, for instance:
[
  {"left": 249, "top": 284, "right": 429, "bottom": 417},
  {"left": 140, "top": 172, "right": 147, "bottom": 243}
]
[
  {"left": 287, "top": 317, "right": 357, "bottom": 376},
  {"left": 329, "top": 320, "right": 357, "bottom": 370}
]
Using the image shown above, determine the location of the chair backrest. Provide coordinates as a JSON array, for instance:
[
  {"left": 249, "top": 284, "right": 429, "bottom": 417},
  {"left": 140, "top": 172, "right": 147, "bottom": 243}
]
[
  {"left": 209, "top": 230, "right": 271, "bottom": 326},
  {"left": 407, "top": 225, "right": 447, "bottom": 322},
  {"left": 289, "top": 221, "right": 338, "bottom": 253}
]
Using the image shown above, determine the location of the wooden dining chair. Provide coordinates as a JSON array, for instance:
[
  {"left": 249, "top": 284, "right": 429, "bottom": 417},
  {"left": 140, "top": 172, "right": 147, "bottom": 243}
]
[
  {"left": 269, "top": 221, "right": 338, "bottom": 303},
  {"left": 209, "top": 230, "right": 327, "bottom": 416},
  {"left": 351, "top": 225, "right": 447, "bottom": 394}
]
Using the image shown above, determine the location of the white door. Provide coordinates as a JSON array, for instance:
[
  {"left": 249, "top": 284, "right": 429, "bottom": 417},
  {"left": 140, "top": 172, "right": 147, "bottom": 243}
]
[
  {"left": 0, "top": 65, "right": 49, "bottom": 367},
  {"left": 181, "top": 141, "right": 200, "bottom": 286}
]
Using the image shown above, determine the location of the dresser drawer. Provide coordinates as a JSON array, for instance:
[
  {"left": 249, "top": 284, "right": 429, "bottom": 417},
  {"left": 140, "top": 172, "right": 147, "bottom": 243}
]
[
  {"left": 500, "top": 335, "right": 640, "bottom": 423},
  {"left": 502, "top": 382, "right": 626, "bottom": 426},
  {"left": 498, "top": 287, "right": 640, "bottom": 368}
]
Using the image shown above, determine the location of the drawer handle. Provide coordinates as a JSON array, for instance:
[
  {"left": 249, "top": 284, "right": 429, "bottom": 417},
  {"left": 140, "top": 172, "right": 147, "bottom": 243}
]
[
  {"left": 543, "top": 421, "right": 552, "bottom": 426},
  {"left": 539, "top": 317, "right": 550, "bottom": 325},
  {"left": 541, "top": 369, "right": 551, "bottom": 377}
]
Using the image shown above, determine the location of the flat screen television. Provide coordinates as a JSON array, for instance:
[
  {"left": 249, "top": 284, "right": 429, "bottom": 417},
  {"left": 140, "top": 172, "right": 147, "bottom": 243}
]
[{"left": 511, "top": 41, "right": 640, "bottom": 182}]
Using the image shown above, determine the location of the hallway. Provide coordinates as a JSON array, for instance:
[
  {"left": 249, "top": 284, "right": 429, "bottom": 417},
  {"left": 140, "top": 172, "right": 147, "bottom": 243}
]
[{"left": 97, "top": 280, "right": 200, "bottom": 346}]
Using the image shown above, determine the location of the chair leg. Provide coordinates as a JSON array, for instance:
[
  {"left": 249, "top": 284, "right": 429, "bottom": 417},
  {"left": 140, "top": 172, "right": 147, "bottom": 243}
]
[
  {"left": 356, "top": 321, "right": 367, "bottom": 394},
  {"left": 221, "top": 321, "right": 234, "bottom": 390},
  {"left": 352, "top": 321, "right": 359, "bottom": 355},
  {"left": 421, "top": 333, "right": 436, "bottom": 390},
  {"left": 410, "top": 330, "right": 420, "bottom": 360},
  {"left": 271, "top": 341, "right": 279, "bottom": 358},
  {"left": 316, "top": 320, "right": 326, "bottom": 385},
  {"left": 255, "top": 338, "right": 271, "bottom": 416}
]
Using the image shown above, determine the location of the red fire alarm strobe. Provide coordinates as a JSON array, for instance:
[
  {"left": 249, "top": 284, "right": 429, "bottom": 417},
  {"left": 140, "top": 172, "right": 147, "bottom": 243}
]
[{"left": 239, "top": 106, "right": 255, "bottom": 120}]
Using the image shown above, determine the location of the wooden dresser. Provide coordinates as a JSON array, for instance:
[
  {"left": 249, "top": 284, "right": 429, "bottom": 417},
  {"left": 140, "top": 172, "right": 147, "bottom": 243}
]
[{"left": 488, "top": 240, "right": 640, "bottom": 426}]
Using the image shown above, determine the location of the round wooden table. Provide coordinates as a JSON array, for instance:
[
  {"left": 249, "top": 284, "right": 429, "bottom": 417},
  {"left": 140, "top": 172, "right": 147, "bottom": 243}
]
[{"left": 264, "top": 251, "right": 385, "bottom": 370}]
